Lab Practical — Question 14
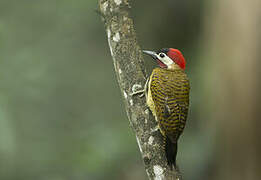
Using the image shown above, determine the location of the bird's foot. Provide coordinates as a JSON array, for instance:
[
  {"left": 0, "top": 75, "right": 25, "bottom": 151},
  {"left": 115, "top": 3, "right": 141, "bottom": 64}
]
[
  {"left": 130, "top": 89, "right": 145, "bottom": 97},
  {"left": 151, "top": 124, "right": 160, "bottom": 133}
]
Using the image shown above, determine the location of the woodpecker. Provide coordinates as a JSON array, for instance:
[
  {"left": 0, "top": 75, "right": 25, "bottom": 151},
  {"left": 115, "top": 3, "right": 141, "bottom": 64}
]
[{"left": 143, "top": 48, "right": 190, "bottom": 169}]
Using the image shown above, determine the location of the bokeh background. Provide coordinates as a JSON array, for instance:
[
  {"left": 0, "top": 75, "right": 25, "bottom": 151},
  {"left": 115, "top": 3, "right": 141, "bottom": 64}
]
[{"left": 0, "top": 0, "right": 260, "bottom": 180}]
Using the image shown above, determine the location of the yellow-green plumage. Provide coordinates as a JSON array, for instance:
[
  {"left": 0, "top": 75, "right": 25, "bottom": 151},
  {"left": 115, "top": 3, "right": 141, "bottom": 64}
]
[{"left": 147, "top": 67, "right": 190, "bottom": 167}]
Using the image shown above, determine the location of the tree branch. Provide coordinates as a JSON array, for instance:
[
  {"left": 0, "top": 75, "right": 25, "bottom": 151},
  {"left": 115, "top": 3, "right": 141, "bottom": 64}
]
[{"left": 98, "top": 0, "right": 182, "bottom": 179}]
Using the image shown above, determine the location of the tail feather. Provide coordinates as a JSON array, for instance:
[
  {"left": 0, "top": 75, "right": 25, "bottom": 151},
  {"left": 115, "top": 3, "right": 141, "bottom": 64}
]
[{"left": 165, "top": 136, "right": 177, "bottom": 169}]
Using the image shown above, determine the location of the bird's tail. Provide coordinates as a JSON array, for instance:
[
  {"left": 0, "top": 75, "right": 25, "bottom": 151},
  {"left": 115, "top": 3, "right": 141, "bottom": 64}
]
[{"left": 165, "top": 136, "right": 177, "bottom": 169}]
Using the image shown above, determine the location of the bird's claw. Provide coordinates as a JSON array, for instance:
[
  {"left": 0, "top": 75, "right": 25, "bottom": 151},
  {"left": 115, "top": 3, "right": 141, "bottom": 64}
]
[{"left": 130, "top": 89, "right": 145, "bottom": 97}]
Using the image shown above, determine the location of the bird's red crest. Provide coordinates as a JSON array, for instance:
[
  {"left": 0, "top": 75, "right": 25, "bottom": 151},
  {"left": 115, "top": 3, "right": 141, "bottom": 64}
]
[{"left": 167, "top": 48, "right": 186, "bottom": 70}]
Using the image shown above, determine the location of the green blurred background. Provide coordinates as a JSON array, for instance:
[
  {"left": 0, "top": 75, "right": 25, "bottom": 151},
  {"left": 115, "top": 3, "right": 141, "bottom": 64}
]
[{"left": 0, "top": 0, "right": 260, "bottom": 180}]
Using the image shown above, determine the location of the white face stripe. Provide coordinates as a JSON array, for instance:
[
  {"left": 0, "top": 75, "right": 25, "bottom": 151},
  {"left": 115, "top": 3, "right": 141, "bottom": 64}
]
[{"left": 156, "top": 53, "right": 174, "bottom": 68}]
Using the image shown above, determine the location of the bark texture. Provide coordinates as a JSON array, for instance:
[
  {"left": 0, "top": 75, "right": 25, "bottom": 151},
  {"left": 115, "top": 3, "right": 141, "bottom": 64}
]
[{"left": 98, "top": 0, "right": 182, "bottom": 179}]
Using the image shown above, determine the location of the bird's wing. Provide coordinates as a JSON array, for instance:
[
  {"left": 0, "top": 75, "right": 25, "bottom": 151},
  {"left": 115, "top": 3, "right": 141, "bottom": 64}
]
[{"left": 150, "top": 70, "right": 189, "bottom": 141}]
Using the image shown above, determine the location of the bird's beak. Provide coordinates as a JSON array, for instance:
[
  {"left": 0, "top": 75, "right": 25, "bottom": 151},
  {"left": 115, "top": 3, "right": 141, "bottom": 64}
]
[{"left": 143, "top": 50, "right": 158, "bottom": 60}]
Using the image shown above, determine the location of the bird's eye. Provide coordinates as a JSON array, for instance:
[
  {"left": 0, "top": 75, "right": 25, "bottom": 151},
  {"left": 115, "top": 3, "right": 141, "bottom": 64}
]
[{"left": 159, "top": 53, "right": 165, "bottom": 58}]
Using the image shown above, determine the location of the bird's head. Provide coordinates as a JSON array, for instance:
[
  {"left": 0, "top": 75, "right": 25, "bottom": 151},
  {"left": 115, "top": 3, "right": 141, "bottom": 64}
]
[{"left": 143, "top": 48, "right": 186, "bottom": 70}]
